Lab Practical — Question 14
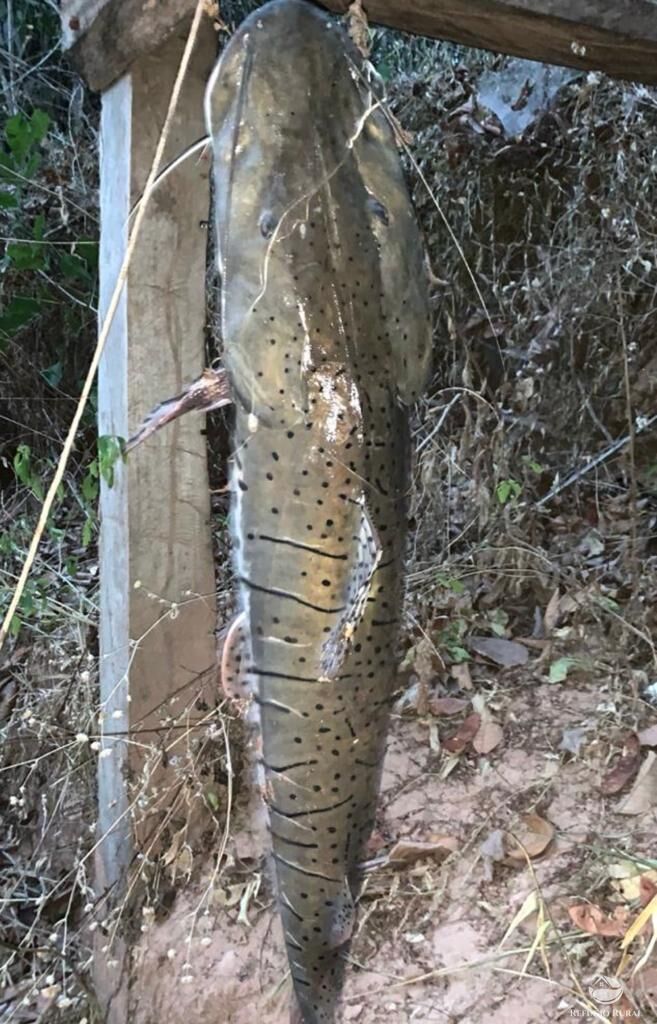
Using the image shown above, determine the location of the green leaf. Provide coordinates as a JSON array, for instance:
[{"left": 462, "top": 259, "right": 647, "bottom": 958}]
[
  {"left": 41, "top": 361, "right": 63, "bottom": 388},
  {"left": 29, "top": 109, "right": 50, "bottom": 145},
  {"left": 496, "top": 478, "right": 522, "bottom": 505},
  {"left": 82, "top": 514, "right": 95, "bottom": 547},
  {"left": 0, "top": 189, "right": 18, "bottom": 208},
  {"left": 5, "top": 109, "right": 49, "bottom": 161},
  {"left": 81, "top": 468, "right": 99, "bottom": 503},
  {"left": 0, "top": 296, "right": 41, "bottom": 336},
  {"left": 59, "top": 250, "right": 92, "bottom": 282},
  {"left": 98, "top": 435, "right": 125, "bottom": 488},
  {"left": 13, "top": 443, "right": 44, "bottom": 500},
  {"left": 549, "top": 657, "right": 576, "bottom": 683},
  {"left": 7, "top": 241, "right": 46, "bottom": 271},
  {"left": 32, "top": 212, "right": 45, "bottom": 241}
]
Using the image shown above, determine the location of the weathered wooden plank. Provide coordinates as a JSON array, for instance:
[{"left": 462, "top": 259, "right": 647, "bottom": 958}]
[
  {"left": 323, "top": 0, "right": 657, "bottom": 85},
  {"left": 62, "top": 0, "right": 657, "bottom": 91},
  {"left": 61, "top": 0, "right": 195, "bottom": 91},
  {"left": 96, "top": 20, "right": 217, "bottom": 1024}
]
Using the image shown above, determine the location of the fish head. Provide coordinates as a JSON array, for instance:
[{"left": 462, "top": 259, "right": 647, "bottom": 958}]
[
  {"left": 205, "top": 0, "right": 364, "bottom": 284},
  {"left": 205, "top": 0, "right": 432, "bottom": 424}
]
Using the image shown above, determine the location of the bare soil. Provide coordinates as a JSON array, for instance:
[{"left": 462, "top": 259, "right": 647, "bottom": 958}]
[{"left": 130, "top": 673, "right": 657, "bottom": 1023}]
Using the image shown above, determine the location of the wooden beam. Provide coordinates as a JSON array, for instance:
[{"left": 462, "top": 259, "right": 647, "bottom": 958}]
[
  {"left": 96, "top": 20, "right": 217, "bottom": 1024},
  {"left": 322, "top": 0, "right": 657, "bottom": 84},
  {"left": 62, "top": 0, "right": 657, "bottom": 91}
]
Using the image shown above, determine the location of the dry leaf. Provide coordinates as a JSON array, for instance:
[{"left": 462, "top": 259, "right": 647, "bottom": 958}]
[
  {"left": 507, "top": 813, "right": 555, "bottom": 862},
  {"left": 480, "top": 829, "right": 505, "bottom": 862},
  {"left": 638, "top": 723, "right": 657, "bottom": 747},
  {"left": 469, "top": 636, "right": 529, "bottom": 667},
  {"left": 443, "top": 712, "right": 481, "bottom": 753},
  {"left": 544, "top": 588, "right": 561, "bottom": 633},
  {"left": 347, "top": 0, "right": 370, "bottom": 56},
  {"left": 429, "top": 696, "right": 469, "bottom": 716},
  {"left": 600, "top": 734, "right": 641, "bottom": 794},
  {"left": 450, "top": 661, "right": 473, "bottom": 690},
  {"left": 387, "top": 835, "right": 459, "bottom": 866},
  {"left": 473, "top": 720, "right": 504, "bottom": 755},
  {"left": 641, "top": 873, "right": 657, "bottom": 906},
  {"left": 618, "top": 751, "right": 657, "bottom": 815},
  {"left": 559, "top": 726, "right": 588, "bottom": 755},
  {"left": 569, "top": 903, "right": 631, "bottom": 938}
]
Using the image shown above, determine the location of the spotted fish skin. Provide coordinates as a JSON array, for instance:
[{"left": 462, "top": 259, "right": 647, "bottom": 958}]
[{"left": 205, "top": 3, "right": 432, "bottom": 1021}]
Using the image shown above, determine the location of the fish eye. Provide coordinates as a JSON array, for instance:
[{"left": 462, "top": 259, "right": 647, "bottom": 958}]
[
  {"left": 366, "top": 195, "right": 389, "bottom": 226},
  {"left": 259, "top": 210, "right": 278, "bottom": 238}
]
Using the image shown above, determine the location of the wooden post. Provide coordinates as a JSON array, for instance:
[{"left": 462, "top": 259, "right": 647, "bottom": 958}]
[{"left": 96, "top": 19, "right": 217, "bottom": 1022}]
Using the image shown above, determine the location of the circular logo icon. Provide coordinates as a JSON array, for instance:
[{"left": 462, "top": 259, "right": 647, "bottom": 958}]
[{"left": 589, "top": 975, "right": 624, "bottom": 1005}]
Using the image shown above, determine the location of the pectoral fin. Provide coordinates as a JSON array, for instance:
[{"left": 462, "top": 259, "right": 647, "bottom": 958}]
[
  {"left": 320, "top": 502, "right": 382, "bottom": 678},
  {"left": 219, "top": 610, "right": 250, "bottom": 700},
  {"left": 329, "top": 877, "right": 356, "bottom": 949},
  {"left": 125, "top": 367, "right": 230, "bottom": 453}
]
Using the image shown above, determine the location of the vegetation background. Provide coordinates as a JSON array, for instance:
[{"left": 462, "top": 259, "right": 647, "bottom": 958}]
[{"left": 1, "top": 1, "right": 656, "bottom": 1020}]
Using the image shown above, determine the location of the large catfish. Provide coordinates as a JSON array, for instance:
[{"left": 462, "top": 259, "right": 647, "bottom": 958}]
[{"left": 132, "top": 1, "right": 432, "bottom": 1020}]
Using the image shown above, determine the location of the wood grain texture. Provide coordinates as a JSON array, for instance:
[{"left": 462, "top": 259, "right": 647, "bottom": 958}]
[
  {"left": 62, "top": 0, "right": 657, "bottom": 90},
  {"left": 96, "top": 21, "right": 217, "bottom": 1024},
  {"left": 323, "top": 0, "right": 657, "bottom": 84},
  {"left": 61, "top": 0, "right": 197, "bottom": 91}
]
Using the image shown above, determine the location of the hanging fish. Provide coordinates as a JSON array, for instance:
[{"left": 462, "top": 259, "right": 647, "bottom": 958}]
[{"left": 130, "top": 1, "right": 432, "bottom": 1020}]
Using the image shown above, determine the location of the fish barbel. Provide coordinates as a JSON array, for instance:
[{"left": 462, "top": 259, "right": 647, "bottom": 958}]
[{"left": 203, "top": 2, "right": 432, "bottom": 1020}]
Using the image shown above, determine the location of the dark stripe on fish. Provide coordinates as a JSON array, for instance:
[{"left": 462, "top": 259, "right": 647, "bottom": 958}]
[
  {"left": 239, "top": 576, "right": 346, "bottom": 614},
  {"left": 258, "top": 535, "right": 349, "bottom": 560},
  {"left": 273, "top": 853, "right": 342, "bottom": 883},
  {"left": 269, "top": 794, "right": 353, "bottom": 820}
]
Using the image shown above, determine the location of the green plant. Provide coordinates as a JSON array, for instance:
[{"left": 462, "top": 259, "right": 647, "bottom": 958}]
[{"left": 496, "top": 478, "right": 523, "bottom": 505}]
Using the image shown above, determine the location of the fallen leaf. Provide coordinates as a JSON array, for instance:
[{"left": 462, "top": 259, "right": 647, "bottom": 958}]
[
  {"left": 549, "top": 656, "right": 576, "bottom": 683},
  {"left": 411, "top": 637, "right": 443, "bottom": 714},
  {"left": 470, "top": 636, "right": 529, "bottom": 667},
  {"left": 569, "top": 903, "right": 630, "bottom": 937},
  {"left": 620, "top": 892, "right": 657, "bottom": 948},
  {"left": 443, "top": 712, "right": 481, "bottom": 753},
  {"left": 638, "top": 723, "right": 657, "bottom": 747},
  {"left": 559, "top": 726, "right": 588, "bottom": 755},
  {"left": 600, "top": 735, "right": 641, "bottom": 794},
  {"left": 473, "top": 720, "right": 504, "bottom": 754},
  {"left": 429, "top": 696, "right": 469, "bottom": 716},
  {"left": 641, "top": 873, "right": 657, "bottom": 906},
  {"left": 507, "top": 812, "right": 555, "bottom": 862},
  {"left": 387, "top": 835, "right": 459, "bottom": 866},
  {"left": 480, "top": 829, "right": 505, "bottom": 862},
  {"left": 480, "top": 829, "right": 505, "bottom": 881},
  {"left": 450, "top": 662, "right": 473, "bottom": 690},
  {"left": 544, "top": 588, "right": 561, "bottom": 632},
  {"left": 618, "top": 752, "right": 657, "bottom": 815}
]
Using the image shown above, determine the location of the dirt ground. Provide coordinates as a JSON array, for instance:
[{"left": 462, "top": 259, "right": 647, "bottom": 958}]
[{"left": 130, "top": 670, "right": 657, "bottom": 1024}]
